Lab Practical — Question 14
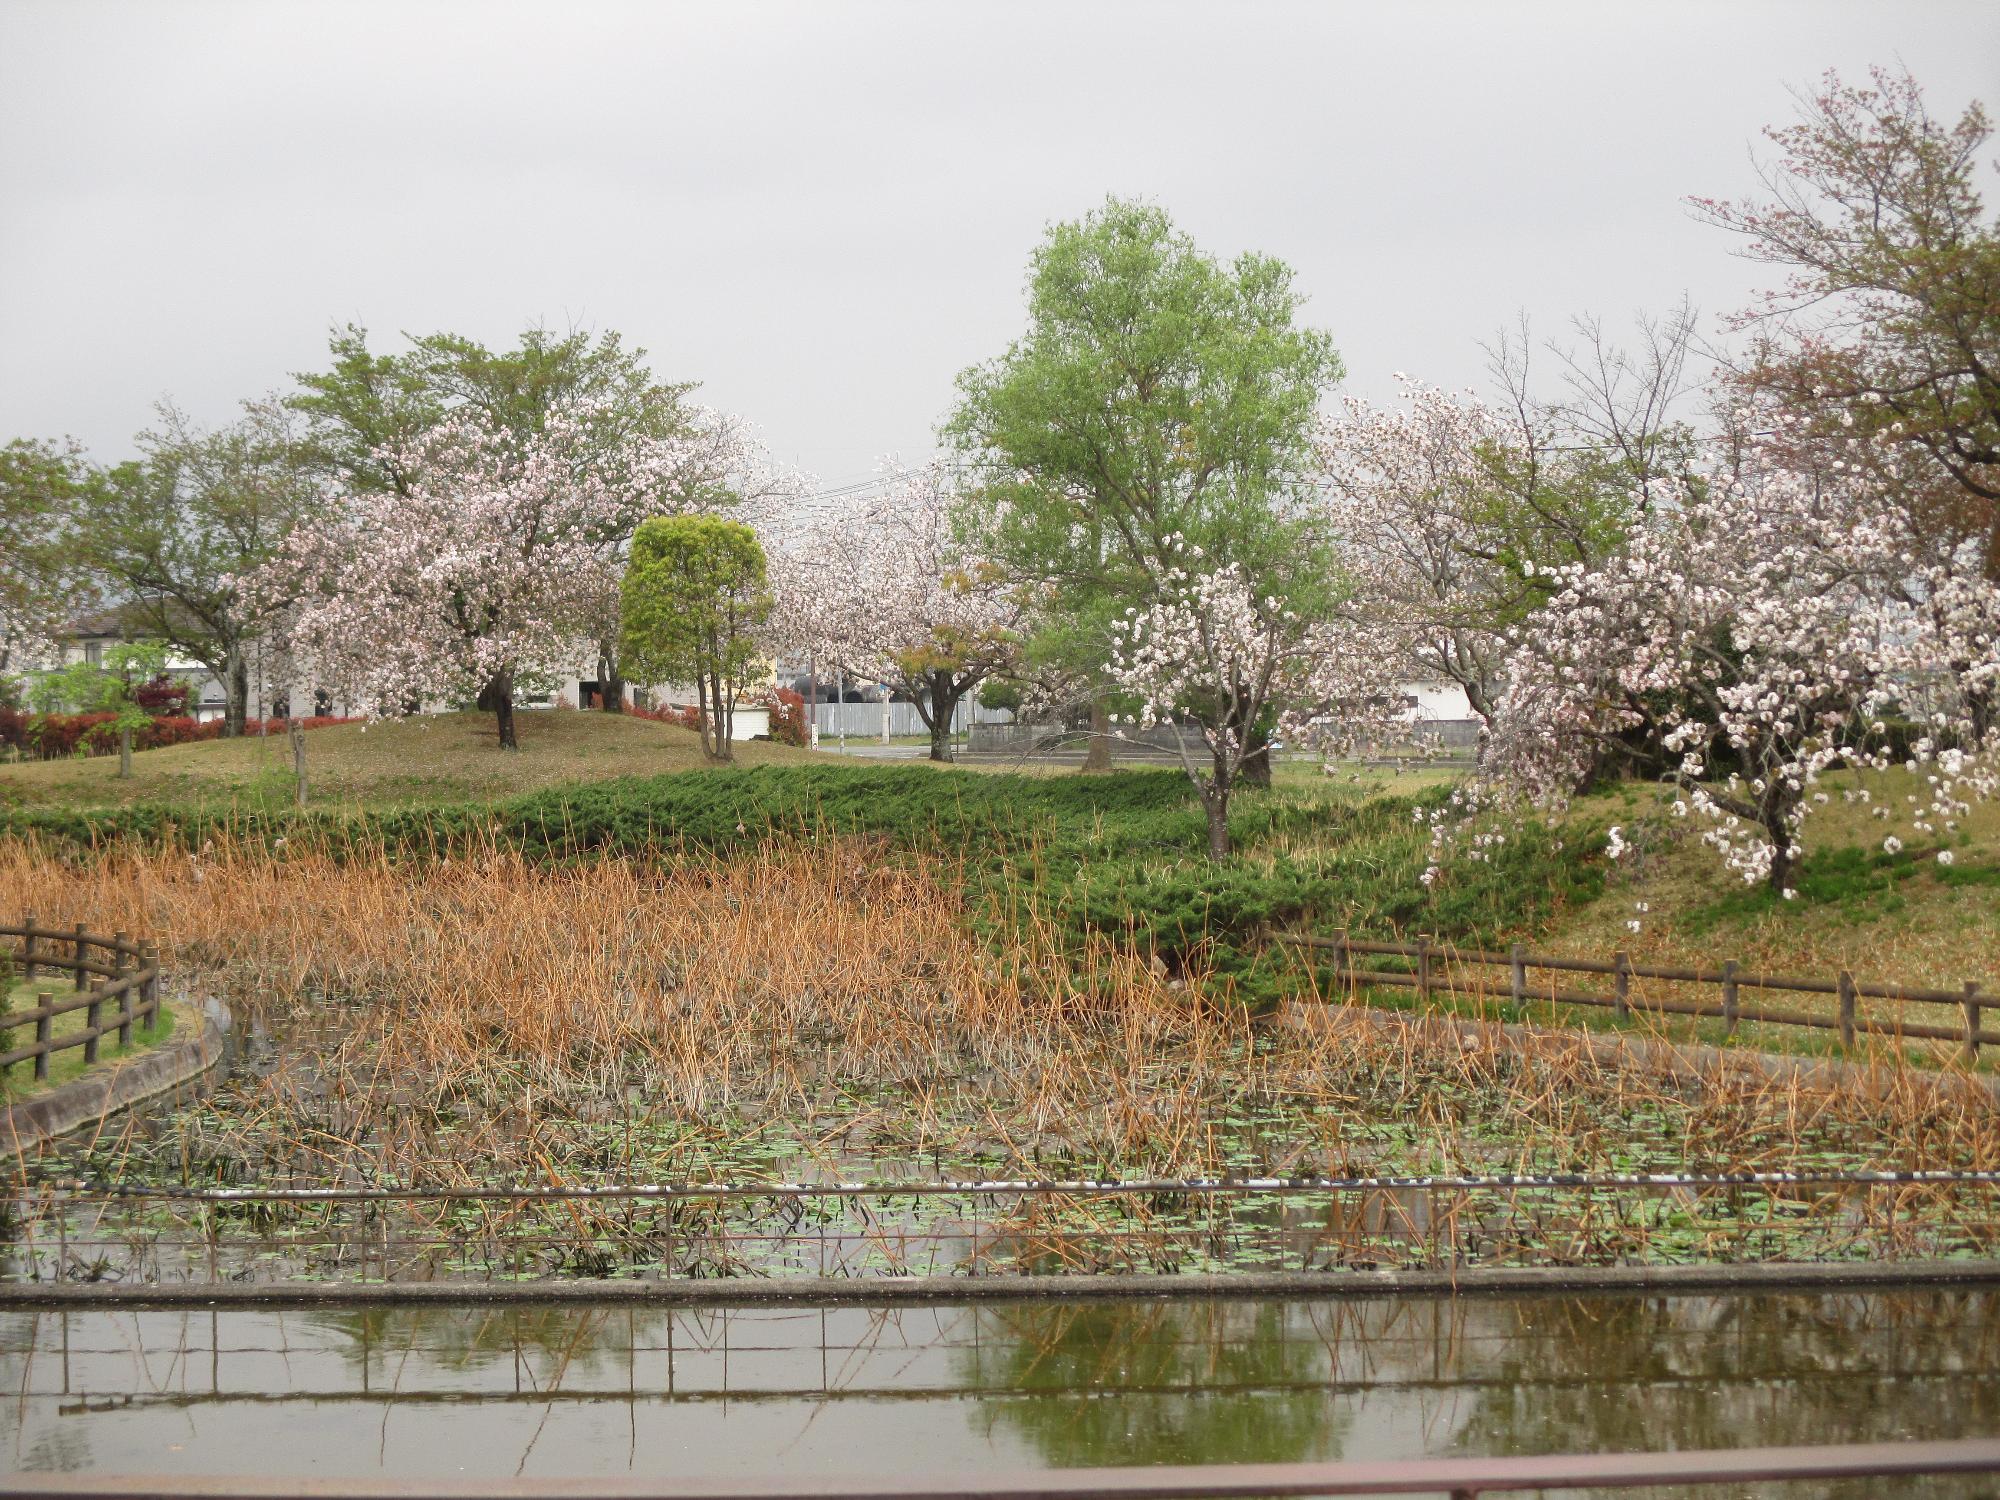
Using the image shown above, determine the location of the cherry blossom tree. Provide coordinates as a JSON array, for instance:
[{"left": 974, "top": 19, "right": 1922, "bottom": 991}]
[
  {"left": 773, "top": 462, "right": 1022, "bottom": 762},
  {"left": 257, "top": 403, "right": 676, "bottom": 749},
  {"left": 1315, "top": 380, "right": 1529, "bottom": 728},
  {"left": 1316, "top": 312, "right": 1707, "bottom": 738},
  {"left": 1469, "top": 438, "right": 2000, "bottom": 894},
  {"left": 1109, "top": 544, "right": 1398, "bottom": 859},
  {"left": 1692, "top": 68, "right": 2000, "bottom": 563},
  {"left": 1, "top": 437, "right": 95, "bottom": 695}
]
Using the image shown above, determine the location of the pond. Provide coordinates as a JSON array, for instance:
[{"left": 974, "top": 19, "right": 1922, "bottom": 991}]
[{"left": 3, "top": 1287, "right": 1995, "bottom": 1496}]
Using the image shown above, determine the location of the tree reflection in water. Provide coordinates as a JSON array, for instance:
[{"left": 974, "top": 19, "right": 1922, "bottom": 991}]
[
  {"left": 956, "top": 1298, "right": 1352, "bottom": 1466},
  {"left": 1444, "top": 1290, "right": 2000, "bottom": 1467}
]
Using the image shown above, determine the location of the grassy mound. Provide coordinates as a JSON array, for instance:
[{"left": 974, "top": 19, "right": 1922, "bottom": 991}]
[{"left": 0, "top": 708, "right": 817, "bottom": 810}]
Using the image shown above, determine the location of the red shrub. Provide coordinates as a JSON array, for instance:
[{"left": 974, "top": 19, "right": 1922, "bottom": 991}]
[
  {"left": 767, "top": 687, "right": 808, "bottom": 746},
  {"left": 133, "top": 675, "right": 190, "bottom": 716},
  {"left": 0, "top": 712, "right": 355, "bottom": 762},
  {"left": 631, "top": 703, "right": 705, "bottom": 732}
]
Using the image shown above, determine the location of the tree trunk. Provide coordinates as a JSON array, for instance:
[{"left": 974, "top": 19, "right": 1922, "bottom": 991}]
[
  {"left": 288, "top": 717, "right": 308, "bottom": 806},
  {"left": 1239, "top": 715, "right": 1272, "bottom": 789},
  {"left": 486, "top": 667, "right": 518, "bottom": 750},
  {"left": 926, "top": 671, "right": 956, "bottom": 762},
  {"left": 222, "top": 647, "right": 250, "bottom": 738},
  {"left": 1203, "top": 785, "right": 1231, "bottom": 859},
  {"left": 1082, "top": 690, "right": 1113, "bottom": 772},
  {"left": 1760, "top": 786, "right": 1798, "bottom": 895},
  {"left": 1203, "top": 744, "right": 1234, "bottom": 859},
  {"left": 118, "top": 724, "right": 133, "bottom": 780},
  {"left": 702, "top": 670, "right": 729, "bottom": 762},
  {"left": 597, "top": 645, "right": 625, "bottom": 715}
]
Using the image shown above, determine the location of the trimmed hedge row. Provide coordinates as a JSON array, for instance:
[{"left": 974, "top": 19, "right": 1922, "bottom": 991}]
[{"left": 0, "top": 711, "right": 352, "bottom": 760}]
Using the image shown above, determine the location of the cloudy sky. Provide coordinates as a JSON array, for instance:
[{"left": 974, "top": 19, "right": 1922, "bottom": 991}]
[{"left": 3, "top": 1, "right": 1996, "bottom": 491}]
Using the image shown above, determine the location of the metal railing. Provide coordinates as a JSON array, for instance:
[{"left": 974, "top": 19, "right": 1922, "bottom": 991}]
[
  {"left": 1, "top": 916, "right": 163, "bottom": 1086},
  {"left": 1280, "top": 929, "right": 1996, "bottom": 1058},
  {"left": 3, "top": 1439, "right": 1997, "bottom": 1497}
]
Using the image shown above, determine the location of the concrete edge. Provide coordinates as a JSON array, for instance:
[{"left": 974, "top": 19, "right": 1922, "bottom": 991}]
[
  {"left": 0, "top": 1003, "right": 224, "bottom": 1155},
  {"left": 5, "top": 1257, "right": 2000, "bottom": 1309}
]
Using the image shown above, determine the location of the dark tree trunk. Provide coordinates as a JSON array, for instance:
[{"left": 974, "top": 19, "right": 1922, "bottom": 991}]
[
  {"left": 926, "top": 671, "right": 957, "bottom": 762},
  {"left": 1239, "top": 715, "right": 1272, "bottom": 789},
  {"left": 222, "top": 647, "right": 250, "bottom": 738},
  {"left": 118, "top": 724, "right": 133, "bottom": 780},
  {"left": 598, "top": 645, "right": 625, "bottom": 714},
  {"left": 484, "top": 667, "right": 518, "bottom": 750},
  {"left": 702, "top": 670, "right": 730, "bottom": 762},
  {"left": 1083, "top": 690, "right": 1113, "bottom": 772}
]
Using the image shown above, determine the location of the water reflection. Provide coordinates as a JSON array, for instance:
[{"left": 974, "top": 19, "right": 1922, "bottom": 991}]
[
  {"left": 0, "top": 1289, "right": 1993, "bottom": 1493},
  {"left": 957, "top": 1300, "right": 1350, "bottom": 1466}
]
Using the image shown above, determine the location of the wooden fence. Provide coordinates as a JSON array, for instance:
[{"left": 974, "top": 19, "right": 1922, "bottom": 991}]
[
  {"left": 1, "top": 915, "right": 163, "bottom": 1084},
  {"left": 1277, "top": 931, "right": 1997, "bottom": 1059}
]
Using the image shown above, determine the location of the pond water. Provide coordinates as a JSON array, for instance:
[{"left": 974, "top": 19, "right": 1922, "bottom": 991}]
[{"left": 3, "top": 1288, "right": 1995, "bottom": 1496}]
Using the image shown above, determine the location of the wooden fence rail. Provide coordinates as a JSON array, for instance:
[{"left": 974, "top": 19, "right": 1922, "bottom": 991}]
[
  {"left": 1277, "top": 930, "right": 1996, "bottom": 1059},
  {"left": 1, "top": 915, "right": 163, "bottom": 1085}
]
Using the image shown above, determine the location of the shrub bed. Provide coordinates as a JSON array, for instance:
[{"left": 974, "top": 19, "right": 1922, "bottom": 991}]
[{"left": 0, "top": 711, "right": 353, "bottom": 761}]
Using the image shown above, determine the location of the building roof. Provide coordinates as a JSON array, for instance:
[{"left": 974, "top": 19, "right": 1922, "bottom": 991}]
[{"left": 61, "top": 597, "right": 212, "bottom": 641}]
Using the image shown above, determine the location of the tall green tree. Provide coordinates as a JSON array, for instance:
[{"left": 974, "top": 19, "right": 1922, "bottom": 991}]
[
  {"left": 945, "top": 196, "right": 1344, "bottom": 774},
  {"left": 619, "top": 513, "right": 770, "bottom": 762},
  {"left": 82, "top": 402, "right": 322, "bottom": 736}
]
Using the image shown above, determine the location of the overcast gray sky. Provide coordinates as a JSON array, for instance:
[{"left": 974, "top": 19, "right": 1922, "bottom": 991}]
[{"left": 3, "top": 0, "right": 1997, "bottom": 490}]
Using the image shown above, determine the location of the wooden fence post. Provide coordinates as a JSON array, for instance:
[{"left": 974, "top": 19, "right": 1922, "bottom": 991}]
[
  {"left": 1509, "top": 943, "right": 1526, "bottom": 1010},
  {"left": 72, "top": 922, "right": 88, "bottom": 992},
  {"left": 1333, "top": 929, "right": 1350, "bottom": 995},
  {"left": 119, "top": 962, "right": 136, "bottom": 1047},
  {"left": 20, "top": 913, "right": 36, "bottom": 985},
  {"left": 1613, "top": 950, "right": 1631, "bottom": 1020},
  {"left": 1966, "top": 982, "right": 1983, "bottom": 1065},
  {"left": 1722, "top": 960, "right": 1739, "bottom": 1035},
  {"left": 1417, "top": 938, "right": 1432, "bottom": 1006},
  {"left": 142, "top": 944, "right": 159, "bottom": 1026},
  {"left": 1838, "top": 970, "right": 1857, "bottom": 1048},
  {"left": 33, "top": 997, "right": 51, "bottom": 1082},
  {"left": 84, "top": 992, "right": 101, "bottom": 1065}
]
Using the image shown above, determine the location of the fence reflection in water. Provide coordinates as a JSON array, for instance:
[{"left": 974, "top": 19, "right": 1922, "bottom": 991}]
[{"left": 1, "top": 1292, "right": 1998, "bottom": 1489}]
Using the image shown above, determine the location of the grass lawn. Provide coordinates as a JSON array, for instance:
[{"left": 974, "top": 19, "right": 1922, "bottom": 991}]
[
  {"left": 1, "top": 978, "right": 178, "bottom": 1102},
  {"left": 1274, "top": 767, "right": 2000, "bottom": 1070},
  {"left": 0, "top": 709, "right": 820, "bottom": 811}
]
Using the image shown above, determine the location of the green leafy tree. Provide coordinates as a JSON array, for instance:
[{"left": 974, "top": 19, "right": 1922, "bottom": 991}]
[
  {"left": 31, "top": 640, "right": 170, "bottom": 778},
  {"left": 619, "top": 514, "right": 770, "bottom": 762},
  {"left": 945, "top": 196, "right": 1344, "bottom": 775},
  {"left": 81, "top": 402, "right": 322, "bottom": 736}
]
